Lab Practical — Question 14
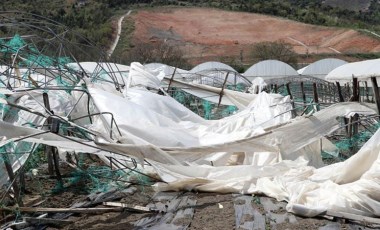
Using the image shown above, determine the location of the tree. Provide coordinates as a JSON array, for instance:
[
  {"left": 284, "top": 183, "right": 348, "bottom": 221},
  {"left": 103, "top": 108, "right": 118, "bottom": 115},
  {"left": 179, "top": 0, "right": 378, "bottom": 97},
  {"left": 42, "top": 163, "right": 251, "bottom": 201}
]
[
  {"left": 121, "top": 41, "right": 190, "bottom": 68},
  {"left": 251, "top": 40, "right": 297, "bottom": 66}
]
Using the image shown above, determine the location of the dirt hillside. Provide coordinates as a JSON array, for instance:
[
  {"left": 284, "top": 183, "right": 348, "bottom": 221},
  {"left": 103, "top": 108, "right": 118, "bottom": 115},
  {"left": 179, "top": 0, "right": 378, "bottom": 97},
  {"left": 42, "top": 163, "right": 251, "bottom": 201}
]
[{"left": 130, "top": 8, "right": 380, "bottom": 63}]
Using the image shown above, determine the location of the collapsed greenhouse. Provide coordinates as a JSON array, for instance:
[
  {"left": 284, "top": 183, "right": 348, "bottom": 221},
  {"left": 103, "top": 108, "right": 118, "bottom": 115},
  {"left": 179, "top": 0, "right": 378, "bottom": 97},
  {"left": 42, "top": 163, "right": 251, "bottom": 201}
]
[{"left": 1, "top": 12, "right": 380, "bottom": 229}]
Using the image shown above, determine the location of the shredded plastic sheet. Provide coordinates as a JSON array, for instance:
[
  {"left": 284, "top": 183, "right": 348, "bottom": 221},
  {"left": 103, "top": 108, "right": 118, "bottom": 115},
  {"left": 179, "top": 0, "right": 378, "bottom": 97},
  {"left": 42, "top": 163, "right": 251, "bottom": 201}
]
[
  {"left": 260, "top": 126, "right": 380, "bottom": 217},
  {"left": 1, "top": 60, "right": 380, "bottom": 220},
  {"left": 164, "top": 78, "right": 260, "bottom": 109},
  {"left": 88, "top": 82, "right": 292, "bottom": 149}
]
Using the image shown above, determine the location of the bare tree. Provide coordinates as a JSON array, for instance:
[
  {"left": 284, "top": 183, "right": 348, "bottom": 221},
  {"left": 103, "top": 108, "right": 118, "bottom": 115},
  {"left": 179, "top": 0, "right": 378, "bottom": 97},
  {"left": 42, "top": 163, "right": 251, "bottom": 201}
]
[
  {"left": 122, "top": 41, "right": 190, "bottom": 68},
  {"left": 251, "top": 40, "right": 297, "bottom": 66}
]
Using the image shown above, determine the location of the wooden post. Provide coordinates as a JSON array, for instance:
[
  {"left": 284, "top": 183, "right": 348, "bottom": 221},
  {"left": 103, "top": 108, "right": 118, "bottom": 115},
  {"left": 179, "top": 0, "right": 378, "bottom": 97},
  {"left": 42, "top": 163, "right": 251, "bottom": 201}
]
[
  {"left": 346, "top": 83, "right": 351, "bottom": 98},
  {"left": 336, "top": 82, "right": 344, "bottom": 102},
  {"left": 167, "top": 67, "right": 177, "bottom": 93},
  {"left": 286, "top": 83, "right": 296, "bottom": 117},
  {"left": 300, "top": 81, "right": 306, "bottom": 107},
  {"left": 217, "top": 72, "right": 230, "bottom": 107},
  {"left": 43, "top": 93, "right": 54, "bottom": 175},
  {"left": 42, "top": 93, "right": 62, "bottom": 183},
  {"left": 51, "top": 118, "right": 62, "bottom": 183},
  {"left": 348, "top": 113, "right": 359, "bottom": 154},
  {"left": 352, "top": 77, "right": 359, "bottom": 102},
  {"left": 364, "top": 81, "right": 370, "bottom": 102},
  {"left": 328, "top": 84, "right": 333, "bottom": 103},
  {"left": 371, "top": 77, "right": 380, "bottom": 114},
  {"left": 321, "top": 84, "right": 325, "bottom": 102},
  {"left": 1, "top": 152, "right": 23, "bottom": 206},
  {"left": 312, "top": 83, "right": 319, "bottom": 111},
  {"left": 336, "top": 82, "right": 349, "bottom": 134}
]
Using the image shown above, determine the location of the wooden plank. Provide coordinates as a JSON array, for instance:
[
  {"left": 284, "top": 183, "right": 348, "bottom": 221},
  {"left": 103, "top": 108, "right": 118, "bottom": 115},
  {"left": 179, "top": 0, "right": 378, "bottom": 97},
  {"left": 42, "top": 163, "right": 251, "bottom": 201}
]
[{"left": 103, "top": 202, "right": 152, "bottom": 212}]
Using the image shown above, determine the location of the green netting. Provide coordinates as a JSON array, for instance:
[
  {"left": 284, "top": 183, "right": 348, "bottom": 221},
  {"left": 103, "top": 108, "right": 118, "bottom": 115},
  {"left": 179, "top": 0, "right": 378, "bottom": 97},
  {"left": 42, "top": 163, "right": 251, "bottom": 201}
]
[
  {"left": 226, "top": 83, "right": 246, "bottom": 92},
  {"left": 52, "top": 162, "right": 152, "bottom": 194},
  {"left": 221, "top": 105, "right": 238, "bottom": 117},
  {"left": 1, "top": 34, "right": 27, "bottom": 54},
  {"left": 171, "top": 87, "right": 240, "bottom": 120},
  {"left": 173, "top": 88, "right": 186, "bottom": 104},
  {"left": 202, "top": 100, "right": 213, "bottom": 120},
  {"left": 332, "top": 122, "right": 380, "bottom": 159}
]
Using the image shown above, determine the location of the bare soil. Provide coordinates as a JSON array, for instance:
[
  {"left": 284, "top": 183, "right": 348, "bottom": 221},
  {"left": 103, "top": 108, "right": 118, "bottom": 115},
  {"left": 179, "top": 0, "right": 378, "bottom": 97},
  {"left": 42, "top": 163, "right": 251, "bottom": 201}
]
[
  {"left": 1, "top": 158, "right": 375, "bottom": 230},
  {"left": 130, "top": 7, "right": 380, "bottom": 63}
]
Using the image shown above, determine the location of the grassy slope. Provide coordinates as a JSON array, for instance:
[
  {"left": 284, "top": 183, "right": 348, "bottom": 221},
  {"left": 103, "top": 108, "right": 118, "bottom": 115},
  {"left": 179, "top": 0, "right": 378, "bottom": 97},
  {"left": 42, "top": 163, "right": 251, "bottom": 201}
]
[{"left": 1, "top": 0, "right": 380, "bottom": 64}]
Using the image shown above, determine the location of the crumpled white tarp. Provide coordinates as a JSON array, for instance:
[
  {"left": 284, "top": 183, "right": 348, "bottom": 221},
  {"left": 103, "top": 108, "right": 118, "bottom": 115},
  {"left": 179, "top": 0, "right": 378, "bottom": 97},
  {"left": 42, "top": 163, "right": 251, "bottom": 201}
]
[
  {"left": 127, "top": 62, "right": 164, "bottom": 90},
  {"left": 2, "top": 61, "right": 380, "bottom": 220},
  {"left": 150, "top": 113, "right": 380, "bottom": 218},
  {"left": 88, "top": 84, "right": 292, "bottom": 149},
  {"left": 258, "top": 126, "right": 380, "bottom": 217},
  {"left": 163, "top": 77, "right": 260, "bottom": 109},
  {"left": 0, "top": 89, "right": 75, "bottom": 186}
]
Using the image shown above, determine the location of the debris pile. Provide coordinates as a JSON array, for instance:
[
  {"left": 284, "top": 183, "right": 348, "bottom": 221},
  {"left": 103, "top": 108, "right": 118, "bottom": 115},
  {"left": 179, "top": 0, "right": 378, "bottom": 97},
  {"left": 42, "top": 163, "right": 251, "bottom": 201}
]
[{"left": 0, "top": 12, "right": 380, "bottom": 229}]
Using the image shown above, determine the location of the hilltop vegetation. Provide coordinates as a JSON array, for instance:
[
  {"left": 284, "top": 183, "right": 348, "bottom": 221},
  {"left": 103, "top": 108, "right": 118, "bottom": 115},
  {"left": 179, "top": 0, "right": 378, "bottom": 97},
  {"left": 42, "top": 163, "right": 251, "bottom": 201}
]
[
  {"left": 1, "top": 0, "right": 380, "bottom": 61},
  {"left": 1, "top": 0, "right": 115, "bottom": 50}
]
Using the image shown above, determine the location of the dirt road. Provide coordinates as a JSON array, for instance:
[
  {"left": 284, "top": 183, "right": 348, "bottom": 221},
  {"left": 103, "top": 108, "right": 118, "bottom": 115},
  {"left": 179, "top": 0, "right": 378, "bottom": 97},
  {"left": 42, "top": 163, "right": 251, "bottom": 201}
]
[{"left": 107, "top": 10, "right": 132, "bottom": 57}]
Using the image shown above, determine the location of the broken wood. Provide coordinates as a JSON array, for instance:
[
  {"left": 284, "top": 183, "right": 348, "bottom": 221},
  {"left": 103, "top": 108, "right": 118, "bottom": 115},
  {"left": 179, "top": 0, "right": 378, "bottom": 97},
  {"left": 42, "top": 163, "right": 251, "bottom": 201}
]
[
  {"left": 0, "top": 206, "right": 125, "bottom": 214},
  {"left": 103, "top": 202, "right": 153, "bottom": 213},
  {"left": 217, "top": 72, "right": 230, "bottom": 107},
  {"left": 167, "top": 67, "right": 177, "bottom": 92}
]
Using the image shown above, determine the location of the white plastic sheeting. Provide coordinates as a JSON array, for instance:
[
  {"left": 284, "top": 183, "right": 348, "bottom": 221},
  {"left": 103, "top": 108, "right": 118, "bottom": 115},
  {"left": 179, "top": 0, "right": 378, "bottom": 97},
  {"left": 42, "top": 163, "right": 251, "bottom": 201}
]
[
  {"left": 144, "top": 63, "right": 188, "bottom": 79},
  {"left": 261, "top": 126, "right": 380, "bottom": 218},
  {"left": 2, "top": 60, "right": 380, "bottom": 221},
  {"left": 298, "top": 58, "right": 348, "bottom": 79},
  {"left": 243, "top": 60, "right": 299, "bottom": 81},
  {"left": 325, "top": 58, "right": 380, "bottom": 83},
  {"left": 88, "top": 85, "right": 292, "bottom": 149},
  {"left": 163, "top": 77, "right": 256, "bottom": 108},
  {"left": 127, "top": 62, "right": 164, "bottom": 90},
  {"left": 67, "top": 62, "right": 129, "bottom": 86},
  {"left": 190, "top": 61, "right": 236, "bottom": 73},
  {"left": 0, "top": 89, "right": 76, "bottom": 186},
  {"left": 149, "top": 103, "right": 378, "bottom": 218}
]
